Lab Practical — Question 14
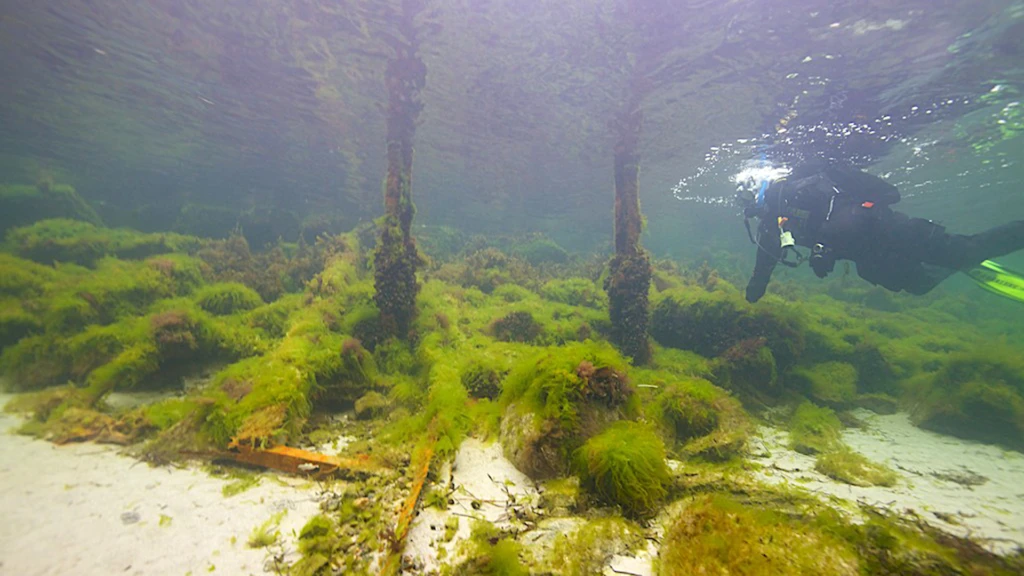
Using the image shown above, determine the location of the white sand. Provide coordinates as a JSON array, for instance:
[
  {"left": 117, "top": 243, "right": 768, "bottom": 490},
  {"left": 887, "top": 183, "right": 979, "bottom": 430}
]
[
  {"left": 0, "top": 405, "right": 324, "bottom": 576},
  {"left": 404, "top": 439, "right": 656, "bottom": 576},
  {"left": 405, "top": 438, "right": 538, "bottom": 572},
  {"left": 7, "top": 396, "right": 1021, "bottom": 576},
  {"left": 753, "top": 409, "right": 1024, "bottom": 555}
]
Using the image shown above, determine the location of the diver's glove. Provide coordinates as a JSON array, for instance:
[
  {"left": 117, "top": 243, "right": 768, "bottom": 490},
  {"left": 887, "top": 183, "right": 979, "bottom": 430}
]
[{"left": 810, "top": 243, "right": 836, "bottom": 279}]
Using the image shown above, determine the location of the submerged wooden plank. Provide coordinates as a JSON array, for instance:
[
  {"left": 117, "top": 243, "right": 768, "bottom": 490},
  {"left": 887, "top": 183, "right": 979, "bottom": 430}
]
[
  {"left": 381, "top": 443, "right": 435, "bottom": 576},
  {"left": 218, "top": 441, "right": 381, "bottom": 478}
]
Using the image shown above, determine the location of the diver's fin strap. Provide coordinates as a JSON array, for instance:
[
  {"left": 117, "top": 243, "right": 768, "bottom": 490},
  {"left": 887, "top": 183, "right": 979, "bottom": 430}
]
[{"left": 963, "top": 260, "right": 1024, "bottom": 303}]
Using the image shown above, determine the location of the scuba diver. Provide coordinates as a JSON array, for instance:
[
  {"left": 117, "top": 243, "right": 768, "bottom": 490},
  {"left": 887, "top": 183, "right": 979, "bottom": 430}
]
[{"left": 736, "top": 162, "right": 1024, "bottom": 303}]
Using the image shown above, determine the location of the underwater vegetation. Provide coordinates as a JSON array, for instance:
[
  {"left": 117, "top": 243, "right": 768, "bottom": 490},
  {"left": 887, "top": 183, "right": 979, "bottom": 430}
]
[
  {"left": 647, "top": 371, "right": 750, "bottom": 461},
  {"left": 606, "top": 251, "right": 653, "bottom": 364},
  {"left": 659, "top": 487, "right": 1024, "bottom": 575},
  {"left": 2, "top": 207, "right": 1024, "bottom": 574},
  {"left": 0, "top": 182, "right": 102, "bottom": 236},
  {"left": 607, "top": 81, "right": 652, "bottom": 366},
  {"left": 442, "top": 521, "right": 529, "bottom": 576},
  {"left": 815, "top": 448, "right": 899, "bottom": 487},
  {"left": 658, "top": 495, "right": 861, "bottom": 575},
  {"left": 509, "top": 235, "right": 569, "bottom": 267},
  {"left": 499, "top": 341, "right": 637, "bottom": 479},
  {"left": 791, "top": 360, "right": 859, "bottom": 407},
  {"left": 373, "top": 0, "right": 427, "bottom": 343},
  {"left": 573, "top": 421, "right": 669, "bottom": 517},
  {"left": 194, "top": 282, "right": 264, "bottom": 316},
  {"left": 909, "top": 345, "right": 1024, "bottom": 451},
  {"left": 650, "top": 287, "right": 804, "bottom": 375},
  {"left": 7, "top": 219, "right": 200, "bottom": 267},
  {"left": 788, "top": 401, "right": 843, "bottom": 455},
  {"left": 546, "top": 517, "right": 646, "bottom": 576}
]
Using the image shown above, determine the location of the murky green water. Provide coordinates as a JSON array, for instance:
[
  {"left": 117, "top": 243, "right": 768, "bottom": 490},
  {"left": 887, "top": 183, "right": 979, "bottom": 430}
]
[{"left": 1, "top": 1, "right": 1024, "bottom": 574}]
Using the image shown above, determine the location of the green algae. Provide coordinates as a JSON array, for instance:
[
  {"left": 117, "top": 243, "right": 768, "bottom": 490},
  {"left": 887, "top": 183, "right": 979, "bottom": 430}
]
[
  {"left": 812, "top": 505, "right": 1024, "bottom": 575},
  {"left": 547, "top": 517, "right": 645, "bottom": 576},
  {"left": 442, "top": 521, "right": 528, "bottom": 576},
  {"left": 221, "top": 473, "right": 261, "bottom": 497},
  {"left": 0, "top": 252, "right": 56, "bottom": 298},
  {"left": 815, "top": 447, "right": 899, "bottom": 487},
  {"left": 650, "top": 286, "right": 805, "bottom": 371},
  {"left": 657, "top": 495, "right": 861, "bottom": 576},
  {"left": 648, "top": 375, "right": 750, "bottom": 460},
  {"left": 247, "top": 510, "right": 285, "bottom": 548},
  {"left": 788, "top": 401, "right": 843, "bottom": 455},
  {"left": 501, "top": 340, "right": 633, "bottom": 425},
  {"left": 194, "top": 282, "right": 264, "bottom": 316},
  {"left": 1, "top": 219, "right": 1023, "bottom": 575},
  {"left": 7, "top": 219, "right": 199, "bottom": 267},
  {"left": 498, "top": 340, "right": 637, "bottom": 477},
  {"left": 0, "top": 183, "right": 102, "bottom": 235},
  {"left": 573, "top": 421, "right": 669, "bottom": 517},
  {"left": 509, "top": 236, "right": 568, "bottom": 266},
  {"left": 651, "top": 378, "right": 720, "bottom": 441},
  {"left": 711, "top": 337, "right": 779, "bottom": 405},
  {"left": 909, "top": 344, "right": 1024, "bottom": 451},
  {"left": 540, "top": 277, "right": 606, "bottom": 309},
  {"left": 434, "top": 247, "right": 537, "bottom": 294},
  {"left": 0, "top": 300, "right": 40, "bottom": 349},
  {"left": 792, "top": 361, "right": 859, "bottom": 406},
  {"left": 460, "top": 357, "right": 507, "bottom": 400},
  {"left": 490, "top": 310, "right": 543, "bottom": 343},
  {"left": 354, "top": 390, "right": 388, "bottom": 419}
]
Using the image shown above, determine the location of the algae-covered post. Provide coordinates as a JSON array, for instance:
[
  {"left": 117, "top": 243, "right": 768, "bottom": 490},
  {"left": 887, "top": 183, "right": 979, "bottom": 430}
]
[
  {"left": 374, "top": 0, "right": 428, "bottom": 339},
  {"left": 605, "top": 0, "right": 653, "bottom": 365},
  {"left": 607, "top": 102, "right": 652, "bottom": 365}
]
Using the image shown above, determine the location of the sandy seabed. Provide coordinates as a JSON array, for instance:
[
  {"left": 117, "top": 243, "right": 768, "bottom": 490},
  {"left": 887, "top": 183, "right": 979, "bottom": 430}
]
[
  {"left": 0, "top": 403, "right": 322, "bottom": 576},
  {"left": 3, "top": 398, "right": 1024, "bottom": 576},
  {"left": 755, "top": 409, "right": 1024, "bottom": 555}
]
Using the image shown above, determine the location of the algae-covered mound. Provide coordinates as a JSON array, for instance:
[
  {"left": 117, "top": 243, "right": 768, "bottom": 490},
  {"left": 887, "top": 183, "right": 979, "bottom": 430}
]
[
  {"left": 0, "top": 223, "right": 356, "bottom": 448},
  {"left": 540, "top": 277, "right": 606, "bottom": 309},
  {"left": 658, "top": 495, "right": 861, "bottom": 575},
  {"left": 0, "top": 183, "right": 102, "bottom": 235},
  {"left": 499, "top": 341, "right": 637, "bottom": 478},
  {"left": 815, "top": 447, "right": 899, "bottom": 487},
  {"left": 648, "top": 375, "right": 750, "bottom": 460},
  {"left": 658, "top": 494, "right": 1024, "bottom": 576},
  {"left": 710, "top": 336, "right": 779, "bottom": 404},
  {"left": 509, "top": 235, "right": 569, "bottom": 266},
  {"left": 490, "top": 310, "right": 542, "bottom": 343},
  {"left": 445, "top": 521, "right": 529, "bottom": 576},
  {"left": 203, "top": 304, "right": 380, "bottom": 447},
  {"left": 788, "top": 401, "right": 843, "bottom": 455},
  {"left": 461, "top": 357, "right": 507, "bottom": 400},
  {"left": 195, "top": 282, "right": 264, "bottom": 316},
  {"left": 546, "top": 517, "right": 646, "bottom": 574},
  {"left": 573, "top": 421, "right": 669, "bottom": 517},
  {"left": 910, "top": 345, "right": 1024, "bottom": 451},
  {"left": 7, "top": 219, "right": 200, "bottom": 266},
  {"left": 650, "top": 288, "right": 804, "bottom": 371},
  {"left": 0, "top": 256, "right": 259, "bottom": 393},
  {"left": 434, "top": 247, "right": 537, "bottom": 294},
  {"left": 791, "top": 361, "right": 859, "bottom": 407}
]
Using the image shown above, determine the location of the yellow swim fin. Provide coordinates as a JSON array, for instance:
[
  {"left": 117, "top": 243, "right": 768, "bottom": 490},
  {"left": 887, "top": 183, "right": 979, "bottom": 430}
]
[{"left": 963, "top": 260, "right": 1024, "bottom": 303}]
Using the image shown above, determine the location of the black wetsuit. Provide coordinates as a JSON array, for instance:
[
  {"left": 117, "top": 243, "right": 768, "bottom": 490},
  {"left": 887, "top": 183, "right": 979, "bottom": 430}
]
[{"left": 744, "top": 165, "right": 1024, "bottom": 303}]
